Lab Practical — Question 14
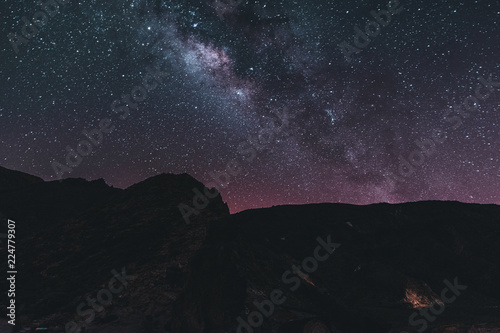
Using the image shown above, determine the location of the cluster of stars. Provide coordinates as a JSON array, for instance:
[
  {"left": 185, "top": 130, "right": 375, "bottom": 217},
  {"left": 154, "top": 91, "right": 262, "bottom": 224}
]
[{"left": 0, "top": 0, "right": 499, "bottom": 212}]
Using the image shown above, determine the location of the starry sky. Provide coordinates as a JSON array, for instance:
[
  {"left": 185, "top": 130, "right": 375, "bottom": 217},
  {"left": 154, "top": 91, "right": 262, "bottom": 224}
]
[{"left": 0, "top": 0, "right": 499, "bottom": 213}]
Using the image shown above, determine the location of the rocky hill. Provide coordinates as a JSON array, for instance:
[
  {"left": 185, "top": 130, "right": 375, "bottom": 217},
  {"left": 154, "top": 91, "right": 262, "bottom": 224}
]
[
  {"left": 0, "top": 166, "right": 499, "bottom": 333},
  {"left": 0, "top": 166, "right": 44, "bottom": 192}
]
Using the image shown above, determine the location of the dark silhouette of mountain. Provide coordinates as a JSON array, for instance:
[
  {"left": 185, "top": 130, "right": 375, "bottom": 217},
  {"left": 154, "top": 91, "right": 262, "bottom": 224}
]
[
  {"left": 0, "top": 167, "right": 499, "bottom": 333},
  {"left": 0, "top": 169, "right": 229, "bottom": 333},
  {"left": 0, "top": 166, "right": 43, "bottom": 192}
]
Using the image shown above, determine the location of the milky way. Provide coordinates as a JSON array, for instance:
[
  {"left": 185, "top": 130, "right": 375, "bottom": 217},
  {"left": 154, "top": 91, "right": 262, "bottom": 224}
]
[{"left": 1, "top": 0, "right": 499, "bottom": 212}]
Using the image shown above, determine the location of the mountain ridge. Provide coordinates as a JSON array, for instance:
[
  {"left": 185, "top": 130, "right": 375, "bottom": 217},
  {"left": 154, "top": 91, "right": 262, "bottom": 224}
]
[{"left": 0, "top": 166, "right": 499, "bottom": 332}]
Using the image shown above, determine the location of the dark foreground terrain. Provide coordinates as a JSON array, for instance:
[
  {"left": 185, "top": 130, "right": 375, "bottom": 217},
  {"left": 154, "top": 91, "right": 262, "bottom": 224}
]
[{"left": 0, "top": 166, "right": 499, "bottom": 333}]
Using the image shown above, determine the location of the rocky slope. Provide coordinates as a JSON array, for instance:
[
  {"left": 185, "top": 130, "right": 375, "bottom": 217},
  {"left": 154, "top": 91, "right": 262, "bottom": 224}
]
[
  {"left": 175, "top": 202, "right": 500, "bottom": 332},
  {"left": 0, "top": 166, "right": 44, "bottom": 193},
  {"left": 0, "top": 166, "right": 499, "bottom": 333},
  {"left": 0, "top": 167, "right": 229, "bottom": 333}
]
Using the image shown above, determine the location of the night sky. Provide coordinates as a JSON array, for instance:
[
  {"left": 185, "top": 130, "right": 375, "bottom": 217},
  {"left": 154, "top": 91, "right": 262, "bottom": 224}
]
[{"left": 0, "top": 0, "right": 499, "bottom": 212}]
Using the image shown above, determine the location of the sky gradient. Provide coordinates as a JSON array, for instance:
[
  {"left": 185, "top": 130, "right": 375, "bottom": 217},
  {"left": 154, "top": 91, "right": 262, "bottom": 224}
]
[{"left": 1, "top": 0, "right": 499, "bottom": 212}]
